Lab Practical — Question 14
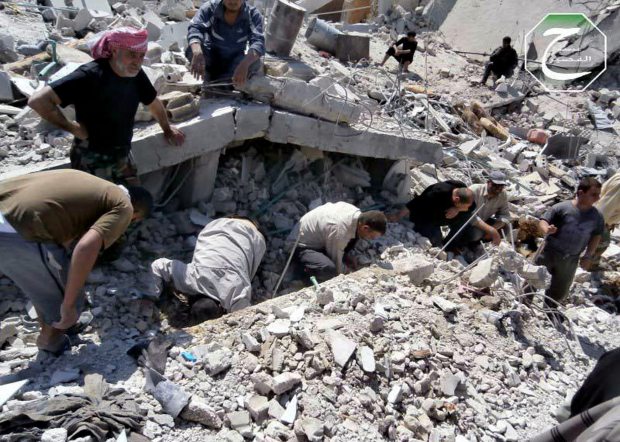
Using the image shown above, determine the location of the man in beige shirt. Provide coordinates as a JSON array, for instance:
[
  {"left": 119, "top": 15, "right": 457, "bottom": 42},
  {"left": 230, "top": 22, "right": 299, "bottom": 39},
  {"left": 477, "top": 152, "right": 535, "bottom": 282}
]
[
  {"left": 288, "top": 202, "right": 387, "bottom": 282},
  {"left": 446, "top": 171, "right": 510, "bottom": 250},
  {"left": 0, "top": 170, "right": 152, "bottom": 354},
  {"left": 592, "top": 171, "right": 620, "bottom": 269}
]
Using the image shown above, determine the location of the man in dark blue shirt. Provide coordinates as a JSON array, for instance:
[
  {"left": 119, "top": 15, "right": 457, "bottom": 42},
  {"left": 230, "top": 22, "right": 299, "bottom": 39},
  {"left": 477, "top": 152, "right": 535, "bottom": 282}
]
[{"left": 187, "top": 0, "right": 265, "bottom": 88}]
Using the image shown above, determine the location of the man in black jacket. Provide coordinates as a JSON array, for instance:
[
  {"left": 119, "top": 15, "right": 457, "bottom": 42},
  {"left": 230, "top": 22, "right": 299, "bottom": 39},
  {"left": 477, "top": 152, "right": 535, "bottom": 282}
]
[{"left": 481, "top": 36, "right": 518, "bottom": 85}]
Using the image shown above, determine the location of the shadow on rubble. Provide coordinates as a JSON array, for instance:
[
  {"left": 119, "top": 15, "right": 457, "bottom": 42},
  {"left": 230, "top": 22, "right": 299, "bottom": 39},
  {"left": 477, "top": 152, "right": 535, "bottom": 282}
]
[{"left": 576, "top": 335, "right": 609, "bottom": 360}]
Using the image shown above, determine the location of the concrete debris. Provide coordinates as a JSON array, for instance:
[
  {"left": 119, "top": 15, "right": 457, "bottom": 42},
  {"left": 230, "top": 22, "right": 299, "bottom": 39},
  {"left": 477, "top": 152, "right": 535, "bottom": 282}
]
[
  {"left": 469, "top": 257, "right": 499, "bottom": 288},
  {"left": 0, "top": 1, "right": 620, "bottom": 441}
]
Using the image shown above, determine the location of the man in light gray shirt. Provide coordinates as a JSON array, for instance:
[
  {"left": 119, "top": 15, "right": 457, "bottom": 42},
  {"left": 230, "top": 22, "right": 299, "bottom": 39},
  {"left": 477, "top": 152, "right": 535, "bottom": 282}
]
[
  {"left": 447, "top": 171, "right": 510, "bottom": 250},
  {"left": 538, "top": 177, "right": 604, "bottom": 308}
]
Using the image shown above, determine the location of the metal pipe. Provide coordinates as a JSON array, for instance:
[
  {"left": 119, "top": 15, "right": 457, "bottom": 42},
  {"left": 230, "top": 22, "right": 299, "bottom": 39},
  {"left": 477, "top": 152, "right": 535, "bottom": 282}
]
[{"left": 271, "top": 232, "right": 300, "bottom": 298}]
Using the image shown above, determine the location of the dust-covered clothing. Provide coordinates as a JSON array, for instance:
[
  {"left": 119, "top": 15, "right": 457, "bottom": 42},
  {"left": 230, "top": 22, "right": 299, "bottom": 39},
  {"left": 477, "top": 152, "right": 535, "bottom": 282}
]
[
  {"left": 0, "top": 169, "right": 132, "bottom": 250},
  {"left": 535, "top": 247, "right": 580, "bottom": 304},
  {"left": 70, "top": 138, "right": 139, "bottom": 186},
  {"left": 150, "top": 218, "right": 265, "bottom": 313},
  {"left": 289, "top": 202, "right": 361, "bottom": 275},
  {"left": 542, "top": 201, "right": 604, "bottom": 257},
  {"left": 596, "top": 171, "right": 620, "bottom": 226},
  {"left": 470, "top": 183, "right": 510, "bottom": 225}
]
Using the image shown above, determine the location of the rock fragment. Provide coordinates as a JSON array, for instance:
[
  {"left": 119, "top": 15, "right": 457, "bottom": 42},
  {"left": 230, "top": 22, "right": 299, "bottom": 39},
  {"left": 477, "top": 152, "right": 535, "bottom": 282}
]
[
  {"left": 326, "top": 330, "right": 357, "bottom": 368},
  {"left": 180, "top": 396, "right": 223, "bottom": 429},
  {"left": 272, "top": 372, "right": 302, "bottom": 395}
]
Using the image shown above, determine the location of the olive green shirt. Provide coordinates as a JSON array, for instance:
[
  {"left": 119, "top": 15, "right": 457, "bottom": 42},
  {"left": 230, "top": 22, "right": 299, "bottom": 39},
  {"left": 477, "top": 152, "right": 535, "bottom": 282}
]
[{"left": 0, "top": 170, "right": 132, "bottom": 249}]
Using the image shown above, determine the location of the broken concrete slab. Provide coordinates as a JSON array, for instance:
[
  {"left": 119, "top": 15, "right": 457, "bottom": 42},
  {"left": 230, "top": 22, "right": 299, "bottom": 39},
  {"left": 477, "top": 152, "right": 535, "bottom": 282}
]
[
  {"left": 266, "top": 110, "right": 443, "bottom": 164},
  {"left": 469, "top": 257, "right": 498, "bottom": 288},
  {"left": 0, "top": 380, "right": 29, "bottom": 407},
  {"left": 272, "top": 372, "right": 302, "bottom": 395},
  {"left": 358, "top": 346, "right": 376, "bottom": 372},
  {"left": 241, "top": 75, "right": 362, "bottom": 125},
  {"left": 391, "top": 254, "right": 434, "bottom": 284},
  {"left": 327, "top": 330, "right": 357, "bottom": 368},
  {"left": 0, "top": 71, "right": 14, "bottom": 102},
  {"left": 234, "top": 104, "right": 271, "bottom": 141},
  {"left": 336, "top": 32, "right": 370, "bottom": 62}
]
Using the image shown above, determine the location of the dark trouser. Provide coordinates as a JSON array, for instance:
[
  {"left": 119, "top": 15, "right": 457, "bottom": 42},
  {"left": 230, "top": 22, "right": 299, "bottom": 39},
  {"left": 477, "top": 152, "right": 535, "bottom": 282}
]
[
  {"left": 570, "top": 348, "right": 620, "bottom": 417},
  {"left": 185, "top": 47, "right": 261, "bottom": 84},
  {"left": 446, "top": 217, "right": 498, "bottom": 250},
  {"left": 386, "top": 46, "right": 413, "bottom": 66},
  {"left": 70, "top": 139, "right": 138, "bottom": 186},
  {"left": 413, "top": 222, "right": 444, "bottom": 248},
  {"left": 591, "top": 226, "right": 612, "bottom": 269},
  {"left": 295, "top": 248, "right": 337, "bottom": 283},
  {"left": 0, "top": 231, "right": 83, "bottom": 325},
  {"left": 536, "top": 247, "right": 580, "bottom": 306},
  {"left": 481, "top": 62, "right": 515, "bottom": 84}
]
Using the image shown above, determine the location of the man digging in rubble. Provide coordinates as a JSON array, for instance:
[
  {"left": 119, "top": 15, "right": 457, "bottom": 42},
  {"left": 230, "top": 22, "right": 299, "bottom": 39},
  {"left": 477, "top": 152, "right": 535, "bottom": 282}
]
[
  {"left": 289, "top": 202, "right": 387, "bottom": 283},
  {"left": 445, "top": 171, "right": 510, "bottom": 253},
  {"left": 377, "top": 31, "right": 418, "bottom": 74},
  {"left": 187, "top": 0, "right": 265, "bottom": 90},
  {"left": 393, "top": 181, "right": 474, "bottom": 248},
  {"left": 0, "top": 170, "right": 153, "bottom": 354},
  {"left": 591, "top": 171, "right": 620, "bottom": 275},
  {"left": 481, "top": 36, "right": 518, "bottom": 86},
  {"left": 537, "top": 177, "right": 604, "bottom": 314},
  {"left": 150, "top": 217, "right": 266, "bottom": 321},
  {"left": 28, "top": 27, "right": 185, "bottom": 187}
]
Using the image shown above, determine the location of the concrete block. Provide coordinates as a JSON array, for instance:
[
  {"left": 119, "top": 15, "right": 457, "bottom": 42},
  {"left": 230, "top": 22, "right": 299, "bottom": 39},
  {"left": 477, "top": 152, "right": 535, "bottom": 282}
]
[
  {"left": 82, "top": 0, "right": 112, "bottom": 13},
  {"left": 143, "top": 10, "right": 165, "bottom": 42},
  {"left": 234, "top": 104, "right": 271, "bottom": 141},
  {"left": 327, "top": 330, "right": 357, "bottom": 368},
  {"left": 73, "top": 8, "right": 110, "bottom": 32},
  {"left": 0, "top": 71, "right": 13, "bottom": 102},
  {"left": 469, "top": 257, "right": 498, "bottom": 288},
  {"left": 159, "top": 22, "right": 189, "bottom": 51},
  {"left": 391, "top": 254, "right": 434, "bottom": 285},
  {"left": 335, "top": 32, "right": 370, "bottom": 63},
  {"left": 132, "top": 101, "right": 235, "bottom": 174},
  {"left": 266, "top": 110, "right": 443, "bottom": 164},
  {"left": 178, "top": 151, "right": 221, "bottom": 206}
]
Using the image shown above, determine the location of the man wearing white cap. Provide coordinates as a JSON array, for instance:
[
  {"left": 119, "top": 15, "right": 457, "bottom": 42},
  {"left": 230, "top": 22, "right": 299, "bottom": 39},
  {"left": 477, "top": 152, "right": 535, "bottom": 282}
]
[{"left": 447, "top": 171, "right": 511, "bottom": 250}]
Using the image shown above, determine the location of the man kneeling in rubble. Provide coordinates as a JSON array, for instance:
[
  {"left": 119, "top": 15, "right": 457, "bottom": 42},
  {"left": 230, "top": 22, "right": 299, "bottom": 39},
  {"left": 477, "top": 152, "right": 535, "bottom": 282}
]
[
  {"left": 289, "top": 202, "right": 387, "bottom": 283},
  {"left": 378, "top": 31, "right": 418, "bottom": 73},
  {"left": 394, "top": 181, "right": 474, "bottom": 247},
  {"left": 187, "top": 0, "right": 265, "bottom": 89},
  {"left": 444, "top": 171, "right": 510, "bottom": 252},
  {"left": 537, "top": 177, "right": 604, "bottom": 311},
  {"left": 150, "top": 217, "right": 266, "bottom": 320},
  {"left": 0, "top": 170, "right": 152, "bottom": 354},
  {"left": 481, "top": 36, "right": 519, "bottom": 86}
]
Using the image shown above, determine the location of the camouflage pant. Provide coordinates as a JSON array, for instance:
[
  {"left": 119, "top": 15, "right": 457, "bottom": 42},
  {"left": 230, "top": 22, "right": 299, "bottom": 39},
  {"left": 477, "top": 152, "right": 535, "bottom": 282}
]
[{"left": 70, "top": 140, "right": 139, "bottom": 186}]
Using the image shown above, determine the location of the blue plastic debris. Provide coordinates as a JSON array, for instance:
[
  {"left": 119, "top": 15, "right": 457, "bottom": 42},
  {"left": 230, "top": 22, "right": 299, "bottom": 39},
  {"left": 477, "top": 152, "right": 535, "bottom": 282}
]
[{"left": 181, "top": 351, "right": 197, "bottom": 362}]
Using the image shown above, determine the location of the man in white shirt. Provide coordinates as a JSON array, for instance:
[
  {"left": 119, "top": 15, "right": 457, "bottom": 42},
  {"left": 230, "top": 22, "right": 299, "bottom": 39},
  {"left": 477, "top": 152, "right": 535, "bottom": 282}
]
[{"left": 288, "top": 202, "right": 387, "bottom": 282}]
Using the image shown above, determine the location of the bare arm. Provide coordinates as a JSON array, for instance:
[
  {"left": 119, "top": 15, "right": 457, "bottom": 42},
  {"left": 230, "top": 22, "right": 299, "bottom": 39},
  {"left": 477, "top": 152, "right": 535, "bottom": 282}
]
[
  {"left": 539, "top": 219, "right": 557, "bottom": 235},
  {"left": 474, "top": 218, "right": 501, "bottom": 245},
  {"left": 52, "top": 229, "right": 103, "bottom": 329},
  {"left": 580, "top": 235, "right": 601, "bottom": 271},
  {"left": 28, "top": 86, "right": 86, "bottom": 139},
  {"left": 148, "top": 98, "right": 185, "bottom": 146}
]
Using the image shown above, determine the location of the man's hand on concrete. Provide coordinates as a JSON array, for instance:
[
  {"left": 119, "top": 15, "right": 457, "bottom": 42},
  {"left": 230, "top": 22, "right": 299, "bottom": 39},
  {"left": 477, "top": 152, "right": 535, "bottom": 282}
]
[
  {"left": 190, "top": 46, "right": 205, "bottom": 81},
  {"left": 52, "top": 301, "right": 79, "bottom": 330},
  {"left": 71, "top": 122, "right": 88, "bottom": 140},
  {"left": 232, "top": 63, "right": 250, "bottom": 89},
  {"left": 164, "top": 126, "right": 186, "bottom": 146}
]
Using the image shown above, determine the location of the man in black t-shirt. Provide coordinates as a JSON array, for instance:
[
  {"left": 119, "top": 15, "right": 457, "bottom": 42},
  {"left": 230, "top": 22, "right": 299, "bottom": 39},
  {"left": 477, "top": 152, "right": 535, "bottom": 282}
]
[
  {"left": 378, "top": 31, "right": 418, "bottom": 73},
  {"left": 29, "top": 27, "right": 185, "bottom": 186},
  {"left": 390, "top": 181, "right": 474, "bottom": 247},
  {"left": 481, "top": 36, "right": 519, "bottom": 86}
]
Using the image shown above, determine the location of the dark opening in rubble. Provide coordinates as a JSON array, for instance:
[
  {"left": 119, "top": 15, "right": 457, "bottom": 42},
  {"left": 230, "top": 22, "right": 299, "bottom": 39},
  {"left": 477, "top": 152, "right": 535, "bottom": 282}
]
[{"left": 153, "top": 140, "right": 408, "bottom": 322}]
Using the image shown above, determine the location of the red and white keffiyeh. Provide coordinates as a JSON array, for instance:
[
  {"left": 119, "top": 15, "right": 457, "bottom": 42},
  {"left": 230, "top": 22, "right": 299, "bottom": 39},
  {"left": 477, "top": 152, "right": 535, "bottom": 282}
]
[{"left": 89, "top": 27, "right": 148, "bottom": 59}]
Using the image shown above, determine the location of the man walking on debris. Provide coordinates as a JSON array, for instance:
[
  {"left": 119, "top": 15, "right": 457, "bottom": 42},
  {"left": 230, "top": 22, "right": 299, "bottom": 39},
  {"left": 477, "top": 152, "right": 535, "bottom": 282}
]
[
  {"left": 150, "top": 217, "right": 266, "bottom": 320},
  {"left": 29, "top": 27, "right": 185, "bottom": 186},
  {"left": 187, "top": 0, "right": 265, "bottom": 88},
  {"left": 0, "top": 170, "right": 152, "bottom": 354},
  {"left": 378, "top": 31, "right": 418, "bottom": 73},
  {"left": 396, "top": 181, "right": 474, "bottom": 247},
  {"left": 446, "top": 171, "right": 510, "bottom": 251},
  {"left": 481, "top": 36, "right": 518, "bottom": 85},
  {"left": 591, "top": 171, "right": 620, "bottom": 271},
  {"left": 289, "top": 202, "right": 387, "bottom": 283},
  {"left": 537, "top": 177, "right": 604, "bottom": 309}
]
